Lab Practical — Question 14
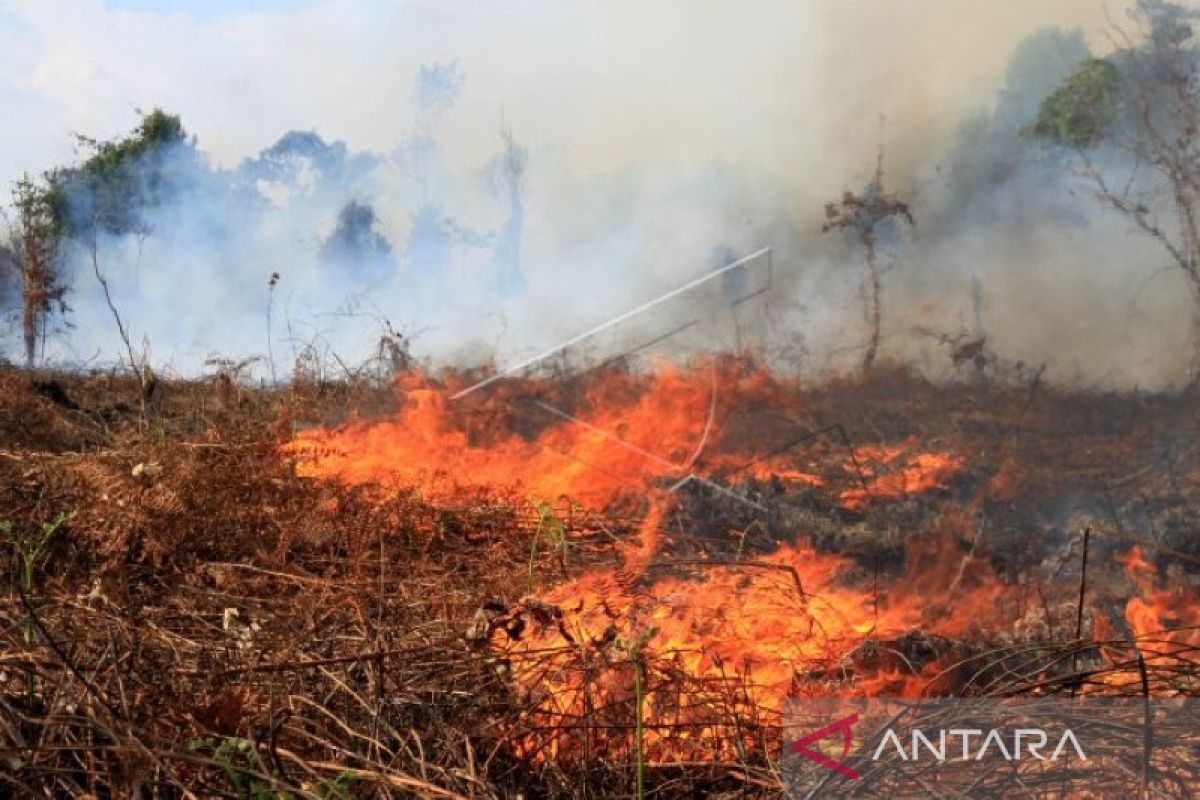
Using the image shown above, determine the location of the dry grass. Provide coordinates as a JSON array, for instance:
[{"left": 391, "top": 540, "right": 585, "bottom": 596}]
[{"left": 1, "top": 363, "right": 1198, "bottom": 797}]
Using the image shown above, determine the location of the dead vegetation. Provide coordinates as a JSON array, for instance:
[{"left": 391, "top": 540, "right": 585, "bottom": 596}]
[{"left": 1, "top": 362, "right": 1199, "bottom": 797}]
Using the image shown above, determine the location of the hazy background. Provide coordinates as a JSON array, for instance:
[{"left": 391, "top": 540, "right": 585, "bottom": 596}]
[{"left": 1, "top": 0, "right": 1190, "bottom": 388}]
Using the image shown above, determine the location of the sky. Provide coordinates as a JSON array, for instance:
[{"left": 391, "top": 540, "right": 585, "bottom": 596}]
[
  {"left": 1, "top": 0, "right": 1111, "bottom": 196},
  {"left": 105, "top": 0, "right": 315, "bottom": 20}
]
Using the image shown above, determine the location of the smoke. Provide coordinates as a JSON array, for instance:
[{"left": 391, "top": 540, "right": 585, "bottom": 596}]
[{"left": 0, "top": 0, "right": 1195, "bottom": 387}]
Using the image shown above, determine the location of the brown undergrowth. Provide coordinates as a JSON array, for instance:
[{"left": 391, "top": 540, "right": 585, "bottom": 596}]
[{"left": 1, "top": 363, "right": 1198, "bottom": 797}]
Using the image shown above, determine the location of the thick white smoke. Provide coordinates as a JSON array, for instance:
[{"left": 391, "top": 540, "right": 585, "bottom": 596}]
[{"left": 1, "top": 0, "right": 1194, "bottom": 388}]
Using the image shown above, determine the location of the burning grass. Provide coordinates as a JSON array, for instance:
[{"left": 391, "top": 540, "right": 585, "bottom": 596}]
[{"left": 2, "top": 360, "right": 1200, "bottom": 796}]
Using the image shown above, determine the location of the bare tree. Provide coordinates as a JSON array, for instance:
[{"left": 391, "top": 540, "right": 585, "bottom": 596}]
[
  {"left": 86, "top": 227, "right": 152, "bottom": 406},
  {"left": 822, "top": 145, "right": 915, "bottom": 371}
]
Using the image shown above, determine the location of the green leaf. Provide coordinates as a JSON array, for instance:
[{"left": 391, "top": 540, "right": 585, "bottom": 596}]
[{"left": 1033, "top": 58, "right": 1120, "bottom": 148}]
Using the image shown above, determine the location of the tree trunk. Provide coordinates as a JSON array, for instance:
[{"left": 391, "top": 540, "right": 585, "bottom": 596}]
[
  {"left": 862, "top": 250, "right": 882, "bottom": 372},
  {"left": 1187, "top": 276, "right": 1200, "bottom": 394},
  {"left": 20, "top": 228, "right": 43, "bottom": 367}
]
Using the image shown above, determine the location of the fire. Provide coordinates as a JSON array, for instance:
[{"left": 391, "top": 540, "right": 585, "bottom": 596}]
[
  {"left": 1118, "top": 548, "right": 1199, "bottom": 656},
  {"left": 840, "top": 442, "right": 964, "bottom": 509},
  {"left": 284, "top": 359, "right": 1196, "bottom": 761},
  {"left": 740, "top": 463, "right": 825, "bottom": 486},
  {"left": 1081, "top": 546, "right": 1200, "bottom": 694},
  {"left": 491, "top": 496, "right": 925, "bottom": 761},
  {"left": 286, "top": 363, "right": 963, "bottom": 514},
  {"left": 283, "top": 361, "right": 986, "bottom": 754},
  {"left": 288, "top": 364, "right": 744, "bottom": 508}
]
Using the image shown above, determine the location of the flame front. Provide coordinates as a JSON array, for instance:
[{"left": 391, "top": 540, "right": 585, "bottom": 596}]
[
  {"left": 286, "top": 362, "right": 962, "bottom": 513},
  {"left": 285, "top": 360, "right": 1197, "bottom": 762},
  {"left": 288, "top": 365, "right": 742, "bottom": 508}
]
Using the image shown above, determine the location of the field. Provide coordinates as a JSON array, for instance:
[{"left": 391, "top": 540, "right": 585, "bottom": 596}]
[{"left": 2, "top": 359, "right": 1198, "bottom": 797}]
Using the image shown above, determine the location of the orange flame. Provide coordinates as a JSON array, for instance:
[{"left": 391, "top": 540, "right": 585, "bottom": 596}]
[
  {"left": 839, "top": 442, "right": 963, "bottom": 509},
  {"left": 1089, "top": 546, "right": 1200, "bottom": 692},
  {"left": 289, "top": 361, "right": 1189, "bottom": 760},
  {"left": 287, "top": 365, "right": 963, "bottom": 514},
  {"left": 288, "top": 364, "right": 742, "bottom": 508},
  {"left": 1118, "top": 547, "right": 1198, "bottom": 640},
  {"left": 492, "top": 495, "right": 930, "bottom": 761}
]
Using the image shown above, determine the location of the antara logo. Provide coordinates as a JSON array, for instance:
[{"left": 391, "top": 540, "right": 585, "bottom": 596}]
[
  {"left": 790, "top": 713, "right": 860, "bottom": 780},
  {"left": 871, "top": 727, "right": 1087, "bottom": 762},
  {"left": 790, "top": 715, "right": 1088, "bottom": 779}
]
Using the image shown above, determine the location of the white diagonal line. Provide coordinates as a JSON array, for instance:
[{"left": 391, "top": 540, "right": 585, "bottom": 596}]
[{"left": 450, "top": 246, "right": 771, "bottom": 400}]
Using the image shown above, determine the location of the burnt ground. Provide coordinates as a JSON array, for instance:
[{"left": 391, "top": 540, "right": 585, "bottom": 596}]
[{"left": 1, "top": 363, "right": 1198, "bottom": 797}]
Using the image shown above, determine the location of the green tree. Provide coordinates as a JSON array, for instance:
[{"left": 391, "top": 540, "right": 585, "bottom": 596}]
[
  {"left": 8, "top": 107, "right": 188, "bottom": 388},
  {"left": 1031, "top": 58, "right": 1120, "bottom": 148},
  {"left": 1034, "top": 1, "right": 1200, "bottom": 386},
  {"left": 57, "top": 107, "right": 189, "bottom": 239}
]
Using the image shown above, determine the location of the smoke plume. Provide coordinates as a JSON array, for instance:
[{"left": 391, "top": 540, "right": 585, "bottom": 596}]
[{"left": 0, "top": 0, "right": 1194, "bottom": 388}]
